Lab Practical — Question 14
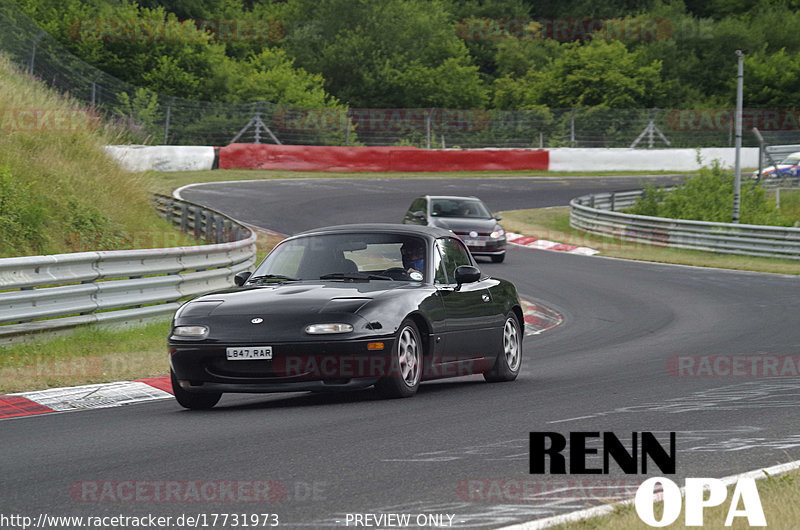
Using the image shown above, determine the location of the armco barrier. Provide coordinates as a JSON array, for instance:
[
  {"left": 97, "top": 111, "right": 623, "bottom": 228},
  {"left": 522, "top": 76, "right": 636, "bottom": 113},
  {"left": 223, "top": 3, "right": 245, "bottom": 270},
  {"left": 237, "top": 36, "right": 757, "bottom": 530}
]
[
  {"left": 570, "top": 190, "right": 800, "bottom": 259},
  {"left": 0, "top": 195, "right": 256, "bottom": 344},
  {"left": 219, "top": 143, "right": 549, "bottom": 172}
]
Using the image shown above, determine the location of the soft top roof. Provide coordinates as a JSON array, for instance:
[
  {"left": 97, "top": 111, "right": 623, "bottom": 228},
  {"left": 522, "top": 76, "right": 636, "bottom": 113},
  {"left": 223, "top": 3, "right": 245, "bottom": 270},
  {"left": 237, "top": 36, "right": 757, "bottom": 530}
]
[{"left": 294, "top": 223, "right": 454, "bottom": 239}]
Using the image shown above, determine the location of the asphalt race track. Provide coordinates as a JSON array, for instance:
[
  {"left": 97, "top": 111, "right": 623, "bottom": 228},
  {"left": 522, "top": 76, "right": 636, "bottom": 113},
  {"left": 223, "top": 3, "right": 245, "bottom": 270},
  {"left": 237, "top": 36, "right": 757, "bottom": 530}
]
[{"left": 2, "top": 176, "right": 800, "bottom": 529}]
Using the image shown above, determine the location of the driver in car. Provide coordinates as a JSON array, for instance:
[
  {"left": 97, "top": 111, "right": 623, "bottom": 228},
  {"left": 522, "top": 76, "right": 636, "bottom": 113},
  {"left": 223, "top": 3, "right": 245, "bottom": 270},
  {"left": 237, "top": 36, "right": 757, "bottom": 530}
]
[{"left": 401, "top": 241, "right": 425, "bottom": 280}]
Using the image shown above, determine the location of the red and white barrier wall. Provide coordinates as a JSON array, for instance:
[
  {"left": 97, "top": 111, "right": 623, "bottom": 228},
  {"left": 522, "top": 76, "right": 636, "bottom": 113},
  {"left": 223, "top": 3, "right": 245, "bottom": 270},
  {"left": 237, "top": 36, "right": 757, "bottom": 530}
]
[
  {"left": 104, "top": 144, "right": 759, "bottom": 173},
  {"left": 218, "top": 144, "right": 549, "bottom": 172}
]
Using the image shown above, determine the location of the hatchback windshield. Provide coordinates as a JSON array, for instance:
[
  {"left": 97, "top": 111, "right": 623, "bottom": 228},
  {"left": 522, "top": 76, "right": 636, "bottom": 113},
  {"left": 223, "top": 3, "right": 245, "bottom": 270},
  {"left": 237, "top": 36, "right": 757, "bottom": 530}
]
[
  {"left": 251, "top": 233, "right": 428, "bottom": 282},
  {"left": 430, "top": 198, "right": 492, "bottom": 219}
]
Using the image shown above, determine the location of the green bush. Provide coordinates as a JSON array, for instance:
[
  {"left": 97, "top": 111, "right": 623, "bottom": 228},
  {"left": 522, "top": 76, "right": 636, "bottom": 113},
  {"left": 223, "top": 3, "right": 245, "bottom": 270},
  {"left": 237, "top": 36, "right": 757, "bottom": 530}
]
[{"left": 627, "top": 162, "right": 792, "bottom": 226}]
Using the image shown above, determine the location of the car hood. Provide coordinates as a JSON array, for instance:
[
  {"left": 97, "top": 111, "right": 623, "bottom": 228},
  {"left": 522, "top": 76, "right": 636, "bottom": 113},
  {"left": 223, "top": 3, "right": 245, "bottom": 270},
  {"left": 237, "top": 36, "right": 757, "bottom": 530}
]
[
  {"left": 178, "top": 281, "right": 411, "bottom": 318},
  {"left": 428, "top": 217, "right": 498, "bottom": 233},
  {"left": 171, "top": 281, "right": 425, "bottom": 343}
]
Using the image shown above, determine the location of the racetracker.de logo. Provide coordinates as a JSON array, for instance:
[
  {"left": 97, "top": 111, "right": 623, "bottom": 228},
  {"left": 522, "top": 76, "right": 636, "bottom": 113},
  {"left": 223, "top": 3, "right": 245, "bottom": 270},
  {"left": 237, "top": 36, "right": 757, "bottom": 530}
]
[
  {"left": 1, "top": 108, "right": 102, "bottom": 132},
  {"left": 68, "top": 18, "right": 285, "bottom": 42},
  {"left": 455, "top": 17, "right": 673, "bottom": 42},
  {"left": 70, "top": 480, "right": 286, "bottom": 502},
  {"left": 666, "top": 108, "right": 800, "bottom": 131},
  {"left": 456, "top": 478, "right": 642, "bottom": 502},
  {"left": 668, "top": 354, "right": 800, "bottom": 377}
]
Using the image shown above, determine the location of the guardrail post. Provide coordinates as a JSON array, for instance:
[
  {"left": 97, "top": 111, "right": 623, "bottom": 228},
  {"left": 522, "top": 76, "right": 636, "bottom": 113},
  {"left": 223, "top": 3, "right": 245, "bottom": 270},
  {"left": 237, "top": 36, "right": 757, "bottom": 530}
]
[
  {"left": 180, "top": 203, "right": 189, "bottom": 232},
  {"left": 193, "top": 206, "right": 202, "bottom": 239},
  {"left": 610, "top": 192, "right": 616, "bottom": 211},
  {"left": 215, "top": 216, "right": 224, "bottom": 244}
]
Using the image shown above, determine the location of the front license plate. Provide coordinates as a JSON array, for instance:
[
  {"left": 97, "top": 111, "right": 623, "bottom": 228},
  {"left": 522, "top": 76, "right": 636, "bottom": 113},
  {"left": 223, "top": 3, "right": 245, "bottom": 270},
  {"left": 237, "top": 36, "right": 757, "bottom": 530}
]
[
  {"left": 465, "top": 239, "right": 486, "bottom": 247},
  {"left": 226, "top": 346, "right": 273, "bottom": 360}
]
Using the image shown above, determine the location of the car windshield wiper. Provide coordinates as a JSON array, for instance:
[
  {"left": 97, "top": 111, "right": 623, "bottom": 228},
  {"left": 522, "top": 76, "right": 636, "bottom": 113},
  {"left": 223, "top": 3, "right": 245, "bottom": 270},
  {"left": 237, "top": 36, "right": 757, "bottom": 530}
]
[
  {"left": 248, "top": 274, "right": 301, "bottom": 283},
  {"left": 319, "top": 272, "right": 392, "bottom": 281}
]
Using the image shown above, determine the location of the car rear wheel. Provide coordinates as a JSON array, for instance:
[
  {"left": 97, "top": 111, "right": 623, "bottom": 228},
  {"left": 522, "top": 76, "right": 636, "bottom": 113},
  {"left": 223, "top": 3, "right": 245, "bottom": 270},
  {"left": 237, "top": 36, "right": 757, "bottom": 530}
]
[
  {"left": 491, "top": 253, "right": 505, "bottom": 263},
  {"left": 375, "top": 319, "right": 422, "bottom": 398},
  {"left": 171, "top": 370, "right": 222, "bottom": 410},
  {"left": 484, "top": 313, "right": 521, "bottom": 382}
]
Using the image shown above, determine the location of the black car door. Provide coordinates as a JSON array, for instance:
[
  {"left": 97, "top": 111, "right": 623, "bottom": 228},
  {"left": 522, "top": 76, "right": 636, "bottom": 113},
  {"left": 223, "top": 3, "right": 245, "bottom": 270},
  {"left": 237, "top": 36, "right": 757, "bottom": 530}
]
[{"left": 433, "top": 237, "right": 501, "bottom": 368}]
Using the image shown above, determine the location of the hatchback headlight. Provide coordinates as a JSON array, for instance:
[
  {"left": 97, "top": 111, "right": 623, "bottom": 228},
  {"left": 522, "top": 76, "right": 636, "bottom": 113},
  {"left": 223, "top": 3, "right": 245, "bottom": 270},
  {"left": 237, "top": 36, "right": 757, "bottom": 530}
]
[
  {"left": 305, "top": 323, "right": 354, "bottom": 334},
  {"left": 171, "top": 325, "right": 209, "bottom": 339},
  {"left": 490, "top": 227, "right": 505, "bottom": 239}
]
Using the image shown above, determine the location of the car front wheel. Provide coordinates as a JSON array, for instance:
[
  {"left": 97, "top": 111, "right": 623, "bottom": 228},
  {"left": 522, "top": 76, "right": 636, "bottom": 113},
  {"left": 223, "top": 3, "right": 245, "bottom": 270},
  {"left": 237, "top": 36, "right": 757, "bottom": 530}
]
[
  {"left": 375, "top": 319, "right": 422, "bottom": 398},
  {"left": 171, "top": 370, "right": 222, "bottom": 410},
  {"left": 491, "top": 253, "right": 505, "bottom": 263},
  {"left": 484, "top": 314, "right": 522, "bottom": 382}
]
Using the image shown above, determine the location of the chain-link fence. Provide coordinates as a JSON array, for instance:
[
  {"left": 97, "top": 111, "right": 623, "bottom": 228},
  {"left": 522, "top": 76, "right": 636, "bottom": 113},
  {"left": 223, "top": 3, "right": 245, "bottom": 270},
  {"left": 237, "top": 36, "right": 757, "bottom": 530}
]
[{"left": 3, "top": 1, "right": 800, "bottom": 148}]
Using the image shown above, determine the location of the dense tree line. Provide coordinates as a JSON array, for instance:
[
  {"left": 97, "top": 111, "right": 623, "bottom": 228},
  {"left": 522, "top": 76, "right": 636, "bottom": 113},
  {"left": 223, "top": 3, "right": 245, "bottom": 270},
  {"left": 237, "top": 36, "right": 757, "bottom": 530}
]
[{"left": 12, "top": 0, "right": 800, "bottom": 111}]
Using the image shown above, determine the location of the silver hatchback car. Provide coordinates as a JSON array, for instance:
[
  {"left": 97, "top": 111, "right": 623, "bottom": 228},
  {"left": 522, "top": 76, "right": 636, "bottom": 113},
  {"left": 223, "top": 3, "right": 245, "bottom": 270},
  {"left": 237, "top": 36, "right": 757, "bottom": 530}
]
[{"left": 402, "top": 195, "right": 507, "bottom": 263}]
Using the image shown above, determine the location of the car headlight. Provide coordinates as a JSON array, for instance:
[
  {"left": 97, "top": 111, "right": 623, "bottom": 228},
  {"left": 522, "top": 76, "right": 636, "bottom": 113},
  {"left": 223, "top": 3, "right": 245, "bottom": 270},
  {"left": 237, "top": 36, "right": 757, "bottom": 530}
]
[
  {"left": 305, "top": 323, "right": 354, "bottom": 334},
  {"left": 171, "top": 325, "right": 209, "bottom": 339},
  {"left": 490, "top": 227, "right": 505, "bottom": 239}
]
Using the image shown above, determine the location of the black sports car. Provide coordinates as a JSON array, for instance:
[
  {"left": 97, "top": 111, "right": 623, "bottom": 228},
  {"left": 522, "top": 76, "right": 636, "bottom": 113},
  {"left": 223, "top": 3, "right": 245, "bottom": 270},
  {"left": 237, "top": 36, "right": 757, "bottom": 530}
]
[{"left": 168, "top": 224, "right": 523, "bottom": 409}]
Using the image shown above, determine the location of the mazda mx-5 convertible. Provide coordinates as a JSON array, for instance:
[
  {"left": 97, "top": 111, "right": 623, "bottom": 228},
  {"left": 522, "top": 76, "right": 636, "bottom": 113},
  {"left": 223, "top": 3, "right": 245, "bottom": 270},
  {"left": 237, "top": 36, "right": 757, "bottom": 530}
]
[{"left": 168, "top": 224, "right": 523, "bottom": 409}]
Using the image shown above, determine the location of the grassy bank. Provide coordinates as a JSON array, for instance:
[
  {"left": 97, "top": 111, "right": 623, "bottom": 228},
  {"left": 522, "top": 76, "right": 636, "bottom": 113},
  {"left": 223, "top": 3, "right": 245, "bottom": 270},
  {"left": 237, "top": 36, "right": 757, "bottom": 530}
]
[
  {"left": 0, "top": 55, "right": 192, "bottom": 257},
  {"left": 0, "top": 321, "right": 170, "bottom": 394},
  {"left": 501, "top": 207, "right": 800, "bottom": 275}
]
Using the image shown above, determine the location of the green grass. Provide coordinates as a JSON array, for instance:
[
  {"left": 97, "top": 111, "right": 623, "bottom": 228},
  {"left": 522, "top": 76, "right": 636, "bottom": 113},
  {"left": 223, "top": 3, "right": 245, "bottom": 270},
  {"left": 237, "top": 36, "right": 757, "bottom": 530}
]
[
  {"left": 771, "top": 188, "right": 800, "bottom": 223},
  {"left": 501, "top": 207, "right": 800, "bottom": 275},
  {"left": 0, "top": 320, "right": 171, "bottom": 394},
  {"left": 551, "top": 468, "right": 800, "bottom": 529},
  {"left": 0, "top": 55, "right": 194, "bottom": 257},
  {"left": 148, "top": 168, "right": 685, "bottom": 195}
]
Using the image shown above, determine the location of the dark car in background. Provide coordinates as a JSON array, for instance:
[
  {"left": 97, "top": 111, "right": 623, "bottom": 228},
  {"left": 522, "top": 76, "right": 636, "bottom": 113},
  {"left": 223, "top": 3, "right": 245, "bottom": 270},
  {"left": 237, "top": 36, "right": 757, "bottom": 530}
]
[
  {"left": 402, "top": 195, "right": 507, "bottom": 262},
  {"left": 168, "top": 224, "right": 523, "bottom": 409}
]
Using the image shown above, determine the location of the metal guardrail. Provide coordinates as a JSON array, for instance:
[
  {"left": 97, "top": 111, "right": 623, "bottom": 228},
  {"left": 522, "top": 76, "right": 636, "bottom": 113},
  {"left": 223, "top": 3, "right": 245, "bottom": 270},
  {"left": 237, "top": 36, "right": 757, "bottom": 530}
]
[
  {"left": 0, "top": 195, "right": 257, "bottom": 343},
  {"left": 570, "top": 190, "right": 800, "bottom": 260}
]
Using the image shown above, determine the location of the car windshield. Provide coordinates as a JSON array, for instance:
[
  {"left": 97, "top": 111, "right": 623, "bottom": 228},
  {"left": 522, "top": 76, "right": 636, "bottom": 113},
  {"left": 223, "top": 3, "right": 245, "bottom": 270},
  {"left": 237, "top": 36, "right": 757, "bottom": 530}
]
[
  {"left": 250, "top": 233, "right": 428, "bottom": 282},
  {"left": 780, "top": 156, "right": 800, "bottom": 165},
  {"left": 430, "top": 198, "right": 492, "bottom": 219}
]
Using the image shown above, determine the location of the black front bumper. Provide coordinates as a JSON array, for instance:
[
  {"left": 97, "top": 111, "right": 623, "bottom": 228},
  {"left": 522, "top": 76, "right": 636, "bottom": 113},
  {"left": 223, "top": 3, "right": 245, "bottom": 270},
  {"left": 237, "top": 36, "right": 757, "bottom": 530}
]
[{"left": 170, "top": 336, "right": 395, "bottom": 394}]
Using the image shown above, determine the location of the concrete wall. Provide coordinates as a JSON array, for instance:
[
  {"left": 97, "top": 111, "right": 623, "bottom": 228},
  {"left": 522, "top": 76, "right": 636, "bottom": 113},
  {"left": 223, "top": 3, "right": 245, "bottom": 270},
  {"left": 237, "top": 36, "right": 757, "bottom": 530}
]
[
  {"left": 548, "top": 147, "right": 759, "bottom": 172},
  {"left": 104, "top": 145, "right": 216, "bottom": 172}
]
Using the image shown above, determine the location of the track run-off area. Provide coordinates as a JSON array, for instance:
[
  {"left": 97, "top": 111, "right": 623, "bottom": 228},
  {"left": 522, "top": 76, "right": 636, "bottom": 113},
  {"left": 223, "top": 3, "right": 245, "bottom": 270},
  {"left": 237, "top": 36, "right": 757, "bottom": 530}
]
[{"left": 2, "top": 176, "right": 799, "bottom": 529}]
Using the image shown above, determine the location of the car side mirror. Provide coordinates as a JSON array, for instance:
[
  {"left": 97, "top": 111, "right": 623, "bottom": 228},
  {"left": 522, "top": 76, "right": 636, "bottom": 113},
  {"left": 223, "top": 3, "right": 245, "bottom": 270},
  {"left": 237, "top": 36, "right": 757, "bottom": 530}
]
[
  {"left": 454, "top": 265, "right": 481, "bottom": 287},
  {"left": 234, "top": 271, "right": 252, "bottom": 286},
  {"left": 494, "top": 214, "right": 503, "bottom": 221}
]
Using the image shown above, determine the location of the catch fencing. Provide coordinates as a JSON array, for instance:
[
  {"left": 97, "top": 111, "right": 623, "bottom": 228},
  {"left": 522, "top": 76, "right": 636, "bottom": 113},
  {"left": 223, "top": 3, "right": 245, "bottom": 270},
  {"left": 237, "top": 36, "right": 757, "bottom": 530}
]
[
  {"left": 3, "top": 2, "right": 800, "bottom": 148},
  {"left": 570, "top": 190, "right": 800, "bottom": 259},
  {"left": 0, "top": 195, "right": 257, "bottom": 344}
]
